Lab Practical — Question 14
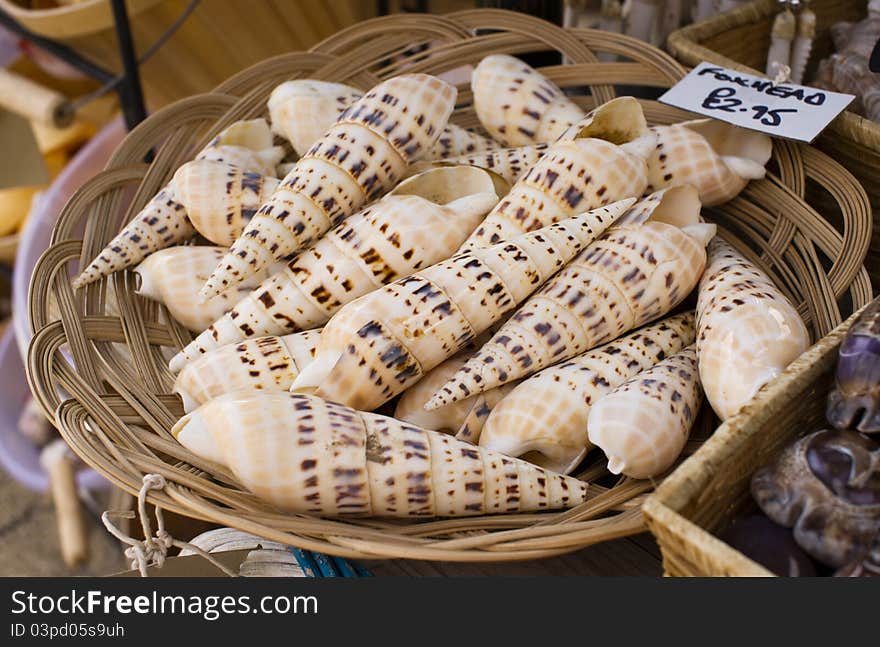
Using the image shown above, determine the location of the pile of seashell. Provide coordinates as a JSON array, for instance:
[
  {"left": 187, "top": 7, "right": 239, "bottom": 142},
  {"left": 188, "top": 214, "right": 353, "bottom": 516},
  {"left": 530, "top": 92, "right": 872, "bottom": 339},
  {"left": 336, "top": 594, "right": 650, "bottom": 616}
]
[{"left": 75, "top": 55, "right": 807, "bottom": 519}]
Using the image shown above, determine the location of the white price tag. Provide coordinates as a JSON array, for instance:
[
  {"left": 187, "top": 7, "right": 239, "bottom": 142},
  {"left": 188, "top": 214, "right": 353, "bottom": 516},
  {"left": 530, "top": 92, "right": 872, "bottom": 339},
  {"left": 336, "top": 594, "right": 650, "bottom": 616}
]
[{"left": 658, "top": 62, "right": 855, "bottom": 143}]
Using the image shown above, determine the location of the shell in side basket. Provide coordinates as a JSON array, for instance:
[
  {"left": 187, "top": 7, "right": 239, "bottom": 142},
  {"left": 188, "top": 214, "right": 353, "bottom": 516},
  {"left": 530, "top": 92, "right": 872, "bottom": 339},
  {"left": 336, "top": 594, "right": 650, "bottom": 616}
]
[
  {"left": 645, "top": 120, "right": 772, "bottom": 206},
  {"left": 615, "top": 184, "right": 702, "bottom": 229},
  {"left": 172, "top": 160, "right": 280, "bottom": 246},
  {"left": 173, "top": 330, "right": 321, "bottom": 413},
  {"left": 394, "top": 346, "right": 518, "bottom": 442},
  {"left": 201, "top": 74, "right": 457, "bottom": 299},
  {"left": 696, "top": 237, "right": 809, "bottom": 420},
  {"left": 133, "top": 246, "right": 272, "bottom": 332},
  {"left": 289, "top": 199, "right": 634, "bottom": 411},
  {"left": 414, "top": 143, "right": 550, "bottom": 185},
  {"left": 72, "top": 119, "right": 284, "bottom": 289},
  {"left": 267, "top": 78, "right": 495, "bottom": 160},
  {"left": 168, "top": 166, "right": 500, "bottom": 371},
  {"left": 471, "top": 54, "right": 586, "bottom": 146},
  {"left": 478, "top": 313, "right": 695, "bottom": 474},
  {"left": 429, "top": 220, "right": 714, "bottom": 409},
  {"left": 172, "top": 391, "right": 589, "bottom": 517},
  {"left": 459, "top": 97, "right": 655, "bottom": 250},
  {"left": 587, "top": 344, "right": 702, "bottom": 479}
]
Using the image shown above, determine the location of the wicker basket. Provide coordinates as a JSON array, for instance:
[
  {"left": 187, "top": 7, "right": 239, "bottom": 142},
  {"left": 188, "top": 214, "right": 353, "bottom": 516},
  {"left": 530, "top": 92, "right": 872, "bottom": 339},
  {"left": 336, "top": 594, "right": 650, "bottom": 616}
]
[
  {"left": 25, "top": 9, "right": 874, "bottom": 563},
  {"left": 643, "top": 297, "right": 878, "bottom": 576},
  {"left": 667, "top": 0, "right": 880, "bottom": 291}
]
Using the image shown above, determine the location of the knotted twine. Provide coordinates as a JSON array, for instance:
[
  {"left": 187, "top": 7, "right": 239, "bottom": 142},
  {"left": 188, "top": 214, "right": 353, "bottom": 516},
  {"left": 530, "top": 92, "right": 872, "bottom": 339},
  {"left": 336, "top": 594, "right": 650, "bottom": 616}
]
[{"left": 101, "top": 474, "right": 237, "bottom": 577}]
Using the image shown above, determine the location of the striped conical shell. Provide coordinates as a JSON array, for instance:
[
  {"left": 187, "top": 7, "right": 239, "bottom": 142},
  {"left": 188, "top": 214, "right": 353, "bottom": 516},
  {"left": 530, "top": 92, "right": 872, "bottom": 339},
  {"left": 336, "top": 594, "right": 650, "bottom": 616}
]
[
  {"left": 429, "top": 221, "right": 715, "bottom": 409},
  {"left": 172, "top": 391, "right": 588, "bottom": 517},
  {"left": 394, "top": 347, "right": 518, "bottom": 442},
  {"left": 290, "top": 199, "right": 634, "bottom": 411},
  {"left": 471, "top": 54, "right": 586, "bottom": 146},
  {"left": 421, "top": 143, "right": 550, "bottom": 185},
  {"left": 173, "top": 330, "right": 320, "bottom": 413},
  {"left": 173, "top": 160, "right": 280, "bottom": 246},
  {"left": 478, "top": 313, "right": 695, "bottom": 474},
  {"left": 645, "top": 120, "right": 772, "bottom": 206},
  {"left": 615, "top": 185, "right": 702, "bottom": 228},
  {"left": 696, "top": 238, "right": 809, "bottom": 420},
  {"left": 168, "top": 166, "right": 499, "bottom": 371},
  {"left": 459, "top": 97, "right": 653, "bottom": 250},
  {"left": 201, "top": 74, "right": 457, "bottom": 298},
  {"left": 133, "top": 246, "right": 272, "bottom": 332},
  {"left": 72, "top": 119, "right": 284, "bottom": 289},
  {"left": 267, "top": 78, "right": 495, "bottom": 160},
  {"left": 587, "top": 344, "right": 702, "bottom": 479}
]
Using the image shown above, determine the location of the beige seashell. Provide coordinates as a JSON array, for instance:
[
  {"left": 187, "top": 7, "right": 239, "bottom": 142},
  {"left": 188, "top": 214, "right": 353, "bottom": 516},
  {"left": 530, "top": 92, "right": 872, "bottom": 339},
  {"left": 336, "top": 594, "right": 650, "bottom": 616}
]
[
  {"left": 615, "top": 184, "right": 702, "bottom": 228},
  {"left": 459, "top": 97, "right": 654, "bottom": 250},
  {"left": 471, "top": 54, "right": 586, "bottom": 146},
  {"left": 173, "top": 330, "right": 321, "bottom": 413},
  {"left": 290, "top": 200, "right": 634, "bottom": 411},
  {"left": 416, "top": 143, "right": 550, "bottom": 185},
  {"left": 478, "top": 313, "right": 695, "bottom": 474},
  {"left": 133, "top": 246, "right": 271, "bottom": 332},
  {"left": 394, "top": 345, "right": 518, "bottom": 442},
  {"left": 201, "top": 74, "right": 457, "bottom": 298},
  {"left": 172, "top": 160, "right": 280, "bottom": 246},
  {"left": 587, "top": 344, "right": 702, "bottom": 479},
  {"left": 169, "top": 165, "right": 499, "bottom": 371},
  {"left": 172, "top": 391, "right": 588, "bottom": 517},
  {"left": 645, "top": 119, "right": 772, "bottom": 206},
  {"left": 72, "top": 119, "right": 284, "bottom": 289},
  {"left": 268, "top": 78, "right": 495, "bottom": 160},
  {"left": 429, "top": 220, "right": 714, "bottom": 409},
  {"left": 696, "top": 238, "right": 809, "bottom": 420}
]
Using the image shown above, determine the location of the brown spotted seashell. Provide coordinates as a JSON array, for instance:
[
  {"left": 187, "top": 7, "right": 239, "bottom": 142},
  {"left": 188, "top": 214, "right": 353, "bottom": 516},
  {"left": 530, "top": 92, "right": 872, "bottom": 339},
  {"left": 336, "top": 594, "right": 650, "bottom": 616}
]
[
  {"left": 172, "top": 391, "right": 589, "bottom": 517},
  {"left": 587, "top": 345, "right": 702, "bottom": 479},
  {"left": 169, "top": 165, "right": 500, "bottom": 371},
  {"left": 429, "top": 221, "right": 714, "bottom": 409},
  {"left": 478, "top": 313, "right": 695, "bottom": 474},
  {"left": 696, "top": 238, "right": 809, "bottom": 420},
  {"left": 201, "top": 74, "right": 457, "bottom": 298},
  {"left": 645, "top": 119, "right": 771, "bottom": 206},
  {"left": 73, "top": 119, "right": 284, "bottom": 289},
  {"left": 173, "top": 330, "right": 320, "bottom": 413},
  {"left": 471, "top": 54, "right": 586, "bottom": 146},
  {"left": 289, "top": 200, "right": 634, "bottom": 411}
]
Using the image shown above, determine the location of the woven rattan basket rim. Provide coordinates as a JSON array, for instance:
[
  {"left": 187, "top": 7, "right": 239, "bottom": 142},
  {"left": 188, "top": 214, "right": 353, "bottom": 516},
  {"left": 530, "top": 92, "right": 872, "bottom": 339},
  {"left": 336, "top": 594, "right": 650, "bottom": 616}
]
[
  {"left": 25, "top": 9, "right": 873, "bottom": 562},
  {"left": 666, "top": 0, "right": 880, "bottom": 151}
]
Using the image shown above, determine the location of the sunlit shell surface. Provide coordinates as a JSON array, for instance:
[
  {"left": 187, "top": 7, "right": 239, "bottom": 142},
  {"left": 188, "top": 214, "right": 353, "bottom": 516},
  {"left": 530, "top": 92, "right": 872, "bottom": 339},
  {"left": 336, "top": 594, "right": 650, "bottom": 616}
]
[
  {"left": 289, "top": 200, "right": 634, "bottom": 411},
  {"left": 696, "top": 238, "right": 809, "bottom": 420},
  {"left": 587, "top": 344, "right": 702, "bottom": 479},
  {"left": 478, "top": 313, "right": 696, "bottom": 474},
  {"left": 429, "top": 221, "right": 714, "bottom": 409},
  {"left": 133, "top": 246, "right": 270, "bottom": 332},
  {"left": 173, "top": 330, "right": 321, "bottom": 413},
  {"left": 169, "top": 165, "right": 499, "bottom": 371},
  {"left": 172, "top": 392, "right": 589, "bottom": 517},
  {"left": 201, "top": 74, "right": 457, "bottom": 298}
]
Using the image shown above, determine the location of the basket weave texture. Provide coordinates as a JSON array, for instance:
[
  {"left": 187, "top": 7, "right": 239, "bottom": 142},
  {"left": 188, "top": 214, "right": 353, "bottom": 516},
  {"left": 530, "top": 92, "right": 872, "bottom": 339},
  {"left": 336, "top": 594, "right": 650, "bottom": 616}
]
[
  {"left": 26, "top": 10, "right": 874, "bottom": 562},
  {"left": 667, "top": 0, "right": 880, "bottom": 291}
]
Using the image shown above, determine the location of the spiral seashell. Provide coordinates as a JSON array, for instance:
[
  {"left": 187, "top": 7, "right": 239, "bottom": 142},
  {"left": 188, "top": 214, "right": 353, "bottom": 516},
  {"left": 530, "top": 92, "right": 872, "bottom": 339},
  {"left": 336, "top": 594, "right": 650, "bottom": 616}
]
[
  {"left": 289, "top": 199, "right": 634, "bottom": 411},
  {"left": 268, "top": 78, "right": 495, "bottom": 160},
  {"left": 429, "top": 221, "right": 714, "bottom": 409},
  {"left": 459, "top": 97, "right": 654, "bottom": 250},
  {"left": 201, "top": 74, "right": 457, "bottom": 298},
  {"left": 587, "top": 344, "right": 702, "bottom": 479},
  {"left": 72, "top": 119, "right": 284, "bottom": 289},
  {"left": 172, "top": 391, "right": 589, "bottom": 517},
  {"left": 173, "top": 330, "right": 321, "bottom": 413},
  {"left": 133, "top": 246, "right": 272, "bottom": 332},
  {"left": 471, "top": 54, "right": 586, "bottom": 146},
  {"left": 477, "top": 313, "right": 695, "bottom": 474},
  {"left": 172, "top": 160, "right": 280, "bottom": 246},
  {"left": 645, "top": 120, "right": 771, "bottom": 206},
  {"left": 414, "top": 143, "right": 550, "bottom": 185},
  {"left": 614, "top": 184, "right": 702, "bottom": 229},
  {"left": 169, "top": 165, "right": 499, "bottom": 371},
  {"left": 696, "top": 238, "right": 810, "bottom": 420}
]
